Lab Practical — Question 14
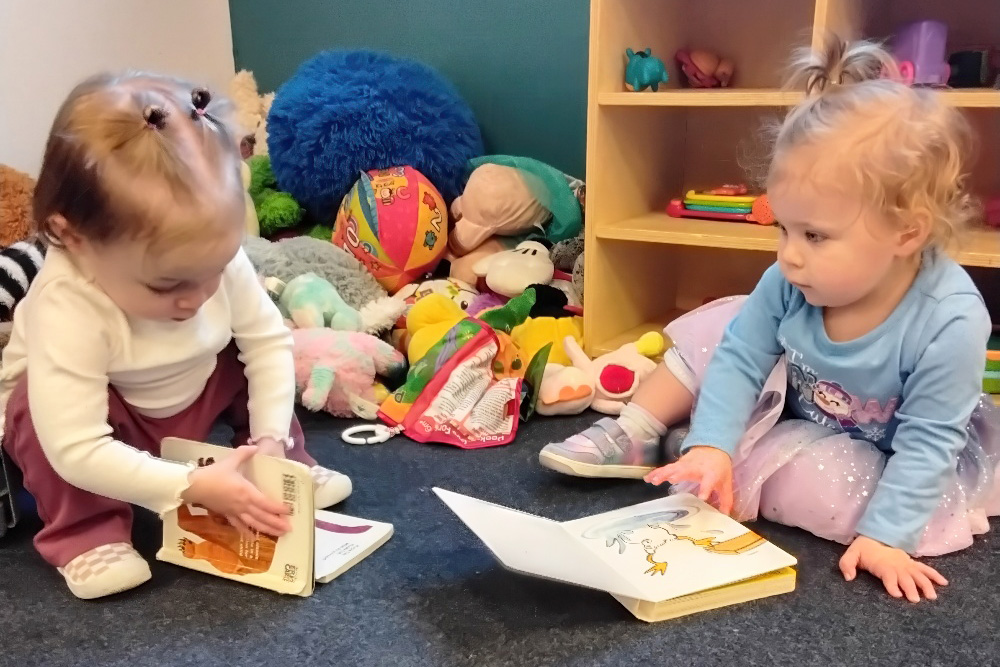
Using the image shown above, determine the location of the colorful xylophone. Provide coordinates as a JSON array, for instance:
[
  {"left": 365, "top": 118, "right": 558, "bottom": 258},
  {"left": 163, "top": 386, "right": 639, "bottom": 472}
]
[{"left": 666, "top": 189, "right": 774, "bottom": 225}]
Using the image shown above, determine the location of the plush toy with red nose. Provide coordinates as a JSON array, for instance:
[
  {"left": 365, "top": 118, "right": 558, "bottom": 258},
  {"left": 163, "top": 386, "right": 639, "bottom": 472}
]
[{"left": 539, "top": 332, "right": 665, "bottom": 416}]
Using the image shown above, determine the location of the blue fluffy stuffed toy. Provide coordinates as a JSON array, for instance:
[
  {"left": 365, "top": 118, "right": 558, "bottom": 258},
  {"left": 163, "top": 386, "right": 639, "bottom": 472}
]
[{"left": 268, "top": 50, "right": 484, "bottom": 216}]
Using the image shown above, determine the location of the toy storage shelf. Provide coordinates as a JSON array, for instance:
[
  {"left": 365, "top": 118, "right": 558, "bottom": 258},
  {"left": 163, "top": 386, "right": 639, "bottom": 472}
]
[{"left": 584, "top": 0, "right": 1000, "bottom": 358}]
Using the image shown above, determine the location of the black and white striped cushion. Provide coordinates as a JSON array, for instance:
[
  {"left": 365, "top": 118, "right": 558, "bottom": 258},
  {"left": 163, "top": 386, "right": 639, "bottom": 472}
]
[{"left": 0, "top": 238, "right": 45, "bottom": 321}]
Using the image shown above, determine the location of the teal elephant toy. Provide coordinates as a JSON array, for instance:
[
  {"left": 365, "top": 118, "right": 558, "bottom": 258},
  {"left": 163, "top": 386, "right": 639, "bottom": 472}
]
[
  {"left": 274, "top": 272, "right": 364, "bottom": 331},
  {"left": 624, "top": 48, "right": 669, "bottom": 92}
]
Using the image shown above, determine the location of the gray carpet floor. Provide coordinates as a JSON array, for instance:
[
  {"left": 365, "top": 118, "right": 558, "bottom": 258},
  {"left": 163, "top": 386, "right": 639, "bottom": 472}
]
[{"left": 1, "top": 410, "right": 997, "bottom": 667}]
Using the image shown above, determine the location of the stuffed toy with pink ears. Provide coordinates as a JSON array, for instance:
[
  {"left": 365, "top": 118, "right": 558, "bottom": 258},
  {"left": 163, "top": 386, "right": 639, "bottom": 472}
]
[
  {"left": 675, "top": 49, "right": 735, "bottom": 88},
  {"left": 292, "top": 328, "right": 407, "bottom": 419}
]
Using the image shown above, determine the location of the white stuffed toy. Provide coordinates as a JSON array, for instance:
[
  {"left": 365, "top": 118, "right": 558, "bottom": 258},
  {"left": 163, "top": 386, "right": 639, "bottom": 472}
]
[{"left": 471, "top": 240, "right": 554, "bottom": 298}]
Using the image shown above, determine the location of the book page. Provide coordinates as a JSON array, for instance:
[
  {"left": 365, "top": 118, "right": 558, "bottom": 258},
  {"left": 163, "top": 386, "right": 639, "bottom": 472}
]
[
  {"left": 314, "top": 510, "right": 394, "bottom": 584},
  {"left": 433, "top": 488, "right": 643, "bottom": 599},
  {"left": 563, "top": 493, "right": 797, "bottom": 603},
  {"left": 157, "top": 439, "right": 315, "bottom": 596}
]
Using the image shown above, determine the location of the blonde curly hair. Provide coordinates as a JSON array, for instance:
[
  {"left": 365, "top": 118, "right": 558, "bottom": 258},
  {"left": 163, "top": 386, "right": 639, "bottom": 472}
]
[{"left": 767, "top": 38, "right": 979, "bottom": 251}]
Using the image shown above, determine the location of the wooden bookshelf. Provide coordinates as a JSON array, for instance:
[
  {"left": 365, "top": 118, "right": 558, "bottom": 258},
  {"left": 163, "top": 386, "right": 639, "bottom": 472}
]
[{"left": 584, "top": 0, "right": 1000, "bottom": 356}]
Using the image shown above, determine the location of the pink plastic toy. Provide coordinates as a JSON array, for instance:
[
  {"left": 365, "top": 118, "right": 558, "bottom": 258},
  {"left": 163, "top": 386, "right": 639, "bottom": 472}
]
[
  {"left": 891, "top": 21, "right": 952, "bottom": 86},
  {"left": 986, "top": 197, "right": 1000, "bottom": 228},
  {"left": 675, "top": 49, "right": 735, "bottom": 88}
]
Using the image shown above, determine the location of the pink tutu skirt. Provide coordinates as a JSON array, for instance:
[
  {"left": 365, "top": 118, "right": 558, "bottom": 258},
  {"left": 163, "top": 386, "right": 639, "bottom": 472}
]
[{"left": 663, "top": 296, "right": 1000, "bottom": 557}]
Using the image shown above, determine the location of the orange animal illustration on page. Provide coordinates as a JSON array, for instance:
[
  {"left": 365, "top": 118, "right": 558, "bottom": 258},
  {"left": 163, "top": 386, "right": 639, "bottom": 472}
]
[
  {"left": 176, "top": 503, "right": 278, "bottom": 576},
  {"left": 642, "top": 525, "right": 766, "bottom": 576}
]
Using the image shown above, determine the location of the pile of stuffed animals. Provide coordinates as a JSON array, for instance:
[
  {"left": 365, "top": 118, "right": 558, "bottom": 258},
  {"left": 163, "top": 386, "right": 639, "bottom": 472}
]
[
  {"left": 243, "top": 235, "right": 408, "bottom": 419},
  {"left": 240, "top": 149, "right": 665, "bottom": 427},
  {"left": 238, "top": 152, "right": 666, "bottom": 426},
  {"left": 228, "top": 68, "right": 651, "bottom": 427}
]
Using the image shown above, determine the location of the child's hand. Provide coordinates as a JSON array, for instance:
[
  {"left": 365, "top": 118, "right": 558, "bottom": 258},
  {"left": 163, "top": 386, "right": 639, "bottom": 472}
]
[
  {"left": 182, "top": 445, "right": 291, "bottom": 536},
  {"left": 839, "top": 535, "right": 948, "bottom": 602},
  {"left": 643, "top": 446, "right": 734, "bottom": 514},
  {"left": 253, "top": 436, "right": 287, "bottom": 459}
]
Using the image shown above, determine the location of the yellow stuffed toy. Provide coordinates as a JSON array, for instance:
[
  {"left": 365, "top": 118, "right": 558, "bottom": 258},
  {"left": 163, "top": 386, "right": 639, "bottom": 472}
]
[
  {"left": 406, "top": 292, "right": 585, "bottom": 367},
  {"left": 510, "top": 315, "right": 583, "bottom": 366},
  {"left": 404, "top": 294, "right": 468, "bottom": 364}
]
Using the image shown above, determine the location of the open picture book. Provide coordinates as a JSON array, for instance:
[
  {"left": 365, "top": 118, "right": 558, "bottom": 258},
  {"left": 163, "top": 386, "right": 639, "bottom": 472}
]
[
  {"left": 157, "top": 438, "right": 393, "bottom": 597},
  {"left": 434, "top": 488, "right": 797, "bottom": 622}
]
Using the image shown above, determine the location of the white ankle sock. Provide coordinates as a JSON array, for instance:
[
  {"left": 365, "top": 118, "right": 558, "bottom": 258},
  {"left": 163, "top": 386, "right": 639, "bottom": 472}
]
[{"left": 618, "top": 402, "right": 668, "bottom": 445}]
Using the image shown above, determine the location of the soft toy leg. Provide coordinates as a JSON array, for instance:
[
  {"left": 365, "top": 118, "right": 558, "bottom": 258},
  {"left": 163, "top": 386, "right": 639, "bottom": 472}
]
[
  {"left": 370, "top": 338, "right": 406, "bottom": 377},
  {"left": 291, "top": 305, "right": 325, "bottom": 330},
  {"left": 329, "top": 310, "right": 363, "bottom": 332},
  {"left": 302, "top": 363, "right": 335, "bottom": 411}
]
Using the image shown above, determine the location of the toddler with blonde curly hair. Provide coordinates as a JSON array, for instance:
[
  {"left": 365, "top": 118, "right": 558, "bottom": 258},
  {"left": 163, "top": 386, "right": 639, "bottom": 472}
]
[{"left": 542, "top": 38, "right": 999, "bottom": 603}]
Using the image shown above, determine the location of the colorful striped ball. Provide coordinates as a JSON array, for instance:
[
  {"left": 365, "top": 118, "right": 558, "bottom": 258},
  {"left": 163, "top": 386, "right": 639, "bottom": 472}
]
[{"left": 332, "top": 166, "right": 448, "bottom": 294}]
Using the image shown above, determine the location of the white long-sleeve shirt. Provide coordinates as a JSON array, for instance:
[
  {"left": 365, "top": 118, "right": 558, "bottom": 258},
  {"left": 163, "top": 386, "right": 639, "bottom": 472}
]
[{"left": 0, "top": 246, "right": 296, "bottom": 515}]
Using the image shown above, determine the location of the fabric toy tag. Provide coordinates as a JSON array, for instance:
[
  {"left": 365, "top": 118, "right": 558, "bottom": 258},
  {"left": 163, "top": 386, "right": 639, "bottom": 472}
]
[{"left": 347, "top": 393, "right": 381, "bottom": 420}]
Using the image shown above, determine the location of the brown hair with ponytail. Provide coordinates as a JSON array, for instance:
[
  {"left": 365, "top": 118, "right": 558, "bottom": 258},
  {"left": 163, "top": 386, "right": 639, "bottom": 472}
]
[{"left": 33, "top": 71, "right": 244, "bottom": 251}]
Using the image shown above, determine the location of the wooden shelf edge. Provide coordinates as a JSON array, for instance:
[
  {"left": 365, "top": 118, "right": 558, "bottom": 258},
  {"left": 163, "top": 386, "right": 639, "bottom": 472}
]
[
  {"left": 598, "top": 90, "right": 802, "bottom": 107},
  {"left": 595, "top": 214, "right": 779, "bottom": 252},
  {"left": 597, "top": 89, "right": 1000, "bottom": 108},
  {"left": 940, "top": 89, "right": 1000, "bottom": 108},
  {"left": 595, "top": 214, "right": 1000, "bottom": 268}
]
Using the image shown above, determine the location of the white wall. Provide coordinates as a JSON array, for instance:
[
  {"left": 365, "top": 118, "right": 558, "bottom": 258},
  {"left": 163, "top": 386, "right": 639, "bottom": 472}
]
[{"left": 0, "top": 0, "right": 236, "bottom": 176}]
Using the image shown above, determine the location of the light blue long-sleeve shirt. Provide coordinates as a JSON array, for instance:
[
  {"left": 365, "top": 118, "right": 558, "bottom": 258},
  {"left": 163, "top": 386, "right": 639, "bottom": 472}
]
[{"left": 682, "top": 252, "right": 990, "bottom": 551}]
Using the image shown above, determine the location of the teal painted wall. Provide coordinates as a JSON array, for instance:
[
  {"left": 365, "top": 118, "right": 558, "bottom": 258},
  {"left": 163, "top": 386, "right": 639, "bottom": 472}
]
[{"left": 229, "top": 1, "right": 590, "bottom": 177}]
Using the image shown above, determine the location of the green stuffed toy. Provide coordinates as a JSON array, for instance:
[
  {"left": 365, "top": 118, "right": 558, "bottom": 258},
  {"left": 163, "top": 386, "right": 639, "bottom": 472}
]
[
  {"left": 247, "top": 155, "right": 303, "bottom": 236},
  {"left": 307, "top": 224, "right": 334, "bottom": 241},
  {"left": 271, "top": 272, "right": 364, "bottom": 331}
]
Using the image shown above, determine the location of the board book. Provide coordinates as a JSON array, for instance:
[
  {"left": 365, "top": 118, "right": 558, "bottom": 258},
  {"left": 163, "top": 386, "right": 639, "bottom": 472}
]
[
  {"left": 157, "top": 438, "right": 393, "bottom": 596},
  {"left": 433, "top": 488, "right": 796, "bottom": 622}
]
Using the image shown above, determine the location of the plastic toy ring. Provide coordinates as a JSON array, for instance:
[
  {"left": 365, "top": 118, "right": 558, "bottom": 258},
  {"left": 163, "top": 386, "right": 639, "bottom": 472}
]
[{"left": 341, "top": 424, "right": 398, "bottom": 445}]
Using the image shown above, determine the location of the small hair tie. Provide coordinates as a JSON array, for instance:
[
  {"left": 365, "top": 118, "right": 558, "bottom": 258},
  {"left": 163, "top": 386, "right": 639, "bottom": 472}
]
[
  {"left": 142, "top": 105, "right": 168, "bottom": 130},
  {"left": 191, "top": 87, "right": 211, "bottom": 119}
]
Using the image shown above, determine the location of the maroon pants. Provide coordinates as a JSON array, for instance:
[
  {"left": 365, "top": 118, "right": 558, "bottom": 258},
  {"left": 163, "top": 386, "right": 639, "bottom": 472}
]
[{"left": 2, "top": 344, "right": 315, "bottom": 567}]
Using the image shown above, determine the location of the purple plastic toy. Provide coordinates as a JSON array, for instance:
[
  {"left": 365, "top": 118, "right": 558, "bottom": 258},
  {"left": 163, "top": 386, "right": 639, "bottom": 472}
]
[{"left": 890, "top": 21, "right": 952, "bottom": 86}]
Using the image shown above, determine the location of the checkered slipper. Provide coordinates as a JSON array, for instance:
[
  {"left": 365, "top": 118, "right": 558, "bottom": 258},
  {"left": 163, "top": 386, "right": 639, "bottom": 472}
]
[
  {"left": 58, "top": 543, "right": 151, "bottom": 600},
  {"left": 311, "top": 465, "right": 352, "bottom": 509}
]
